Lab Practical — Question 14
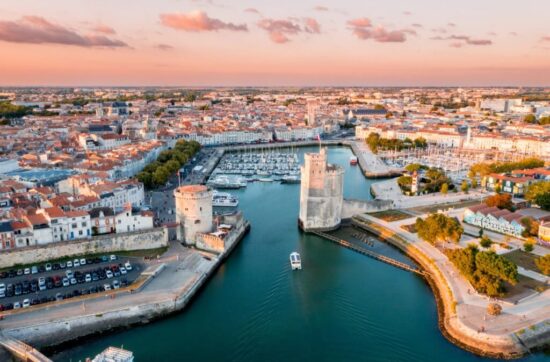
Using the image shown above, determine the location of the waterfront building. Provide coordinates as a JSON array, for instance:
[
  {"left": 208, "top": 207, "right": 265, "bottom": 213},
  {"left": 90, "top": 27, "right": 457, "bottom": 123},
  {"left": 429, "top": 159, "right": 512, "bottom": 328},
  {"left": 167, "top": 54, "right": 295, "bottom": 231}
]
[
  {"left": 463, "top": 205, "right": 526, "bottom": 237},
  {"left": 174, "top": 185, "right": 213, "bottom": 245},
  {"left": 299, "top": 148, "right": 344, "bottom": 231},
  {"left": 539, "top": 221, "right": 550, "bottom": 246}
]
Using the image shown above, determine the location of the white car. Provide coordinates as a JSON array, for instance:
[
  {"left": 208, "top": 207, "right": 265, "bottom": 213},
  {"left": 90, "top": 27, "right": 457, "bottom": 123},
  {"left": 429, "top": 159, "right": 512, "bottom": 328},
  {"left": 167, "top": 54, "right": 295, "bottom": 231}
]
[
  {"left": 67, "top": 261, "right": 73, "bottom": 268},
  {"left": 73, "top": 259, "right": 80, "bottom": 267},
  {"left": 65, "top": 270, "right": 74, "bottom": 279},
  {"left": 85, "top": 274, "right": 92, "bottom": 283},
  {"left": 70, "top": 278, "right": 77, "bottom": 285},
  {"left": 112, "top": 280, "right": 120, "bottom": 289},
  {"left": 31, "top": 266, "right": 38, "bottom": 274},
  {"left": 124, "top": 261, "right": 132, "bottom": 271},
  {"left": 14, "top": 301, "right": 21, "bottom": 309},
  {"left": 0, "top": 283, "right": 5, "bottom": 293},
  {"left": 45, "top": 263, "right": 52, "bottom": 271},
  {"left": 110, "top": 255, "right": 117, "bottom": 261},
  {"left": 104, "top": 284, "right": 112, "bottom": 291},
  {"left": 62, "top": 277, "right": 70, "bottom": 287},
  {"left": 22, "top": 299, "right": 31, "bottom": 308},
  {"left": 24, "top": 268, "right": 31, "bottom": 275},
  {"left": 80, "top": 258, "right": 86, "bottom": 266},
  {"left": 38, "top": 277, "right": 46, "bottom": 286},
  {"left": 120, "top": 267, "right": 127, "bottom": 275},
  {"left": 106, "top": 270, "right": 114, "bottom": 279}
]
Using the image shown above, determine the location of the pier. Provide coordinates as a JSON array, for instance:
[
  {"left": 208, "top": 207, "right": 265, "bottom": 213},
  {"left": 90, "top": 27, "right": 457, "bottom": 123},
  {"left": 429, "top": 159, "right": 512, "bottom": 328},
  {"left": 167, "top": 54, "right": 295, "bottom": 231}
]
[
  {"left": 311, "top": 230, "right": 425, "bottom": 275},
  {"left": 0, "top": 333, "right": 52, "bottom": 362}
]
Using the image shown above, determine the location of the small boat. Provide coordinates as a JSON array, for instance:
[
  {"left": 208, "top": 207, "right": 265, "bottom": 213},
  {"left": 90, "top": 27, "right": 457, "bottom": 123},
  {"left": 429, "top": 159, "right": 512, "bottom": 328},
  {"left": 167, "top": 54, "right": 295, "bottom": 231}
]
[
  {"left": 350, "top": 156, "right": 358, "bottom": 165},
  {"left": 281, "top": 175, "right": 301, "bottom": 184},
  {"left": 290, "top": 252, "right": 302, "bottom": 270}
]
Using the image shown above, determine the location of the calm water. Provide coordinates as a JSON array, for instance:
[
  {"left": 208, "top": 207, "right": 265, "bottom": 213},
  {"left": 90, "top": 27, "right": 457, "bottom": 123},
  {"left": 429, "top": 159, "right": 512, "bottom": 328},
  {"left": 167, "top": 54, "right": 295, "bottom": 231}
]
[{"left": 52, "top": 147, "right": 545, "bottom": 362}]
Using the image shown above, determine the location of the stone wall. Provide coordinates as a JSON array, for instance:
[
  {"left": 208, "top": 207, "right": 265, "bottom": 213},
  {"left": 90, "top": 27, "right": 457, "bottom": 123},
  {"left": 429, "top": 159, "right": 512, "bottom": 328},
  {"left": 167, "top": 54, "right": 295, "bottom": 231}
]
[
  {"left": 341, "top": 199, "right": 393, "bottom": 219},
  {"left": 0, "top": 228, "right": 168, "bottom": 269}
]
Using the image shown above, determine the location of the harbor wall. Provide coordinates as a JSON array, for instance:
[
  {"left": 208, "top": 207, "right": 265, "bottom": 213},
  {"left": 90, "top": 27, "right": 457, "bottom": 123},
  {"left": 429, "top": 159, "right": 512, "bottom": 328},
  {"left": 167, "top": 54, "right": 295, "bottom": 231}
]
[
  {"left": 0, "top": 228, "right": 168, "bottom": 269},
  {"left": 341, "top": 199, "right": 393, "bottom": 219},
  {"left": 350, "top": 216, "right": 531, "bottom": 359},
  {"left": 3, "top": 221, "right": 250, "bottom": 350}
]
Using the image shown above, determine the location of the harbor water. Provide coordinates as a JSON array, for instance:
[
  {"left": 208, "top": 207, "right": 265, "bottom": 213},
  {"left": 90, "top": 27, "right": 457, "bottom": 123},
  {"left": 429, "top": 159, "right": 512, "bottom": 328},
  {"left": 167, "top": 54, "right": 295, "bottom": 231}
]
[{"left": 52, "top": 146, "right": 546, "bottom": 362}]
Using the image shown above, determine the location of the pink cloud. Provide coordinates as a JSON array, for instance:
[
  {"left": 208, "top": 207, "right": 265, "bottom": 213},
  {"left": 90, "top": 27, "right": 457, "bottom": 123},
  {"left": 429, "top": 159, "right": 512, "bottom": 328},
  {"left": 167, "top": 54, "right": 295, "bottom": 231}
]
[
  {"left": 347, "top": 18, "right": 372, "bottom": 28},
  {"left": 258, "top": 18, "right": 321, "bottom": 43},
  {"left": 160, "top": 11, "right": 248, "bottom": 32},
  {"left": 92, "top": 25, "right": 116, "bottom": 35},
  {"left": 541, "top": 35, "right": 550, "bottom": 42},
  {"left": 448, "top": 35, "right": 492, "bottom": 45},
  {"left": 244, "top": 8, "right": 261, "bottom": 15},
  {"left": 411, "top": 23, "right": 423, "bottom": 28},
  {"left": 304, "top": 18, "right": 321, "bottom": 33},
  {"left": 449, "top": 42, "right": 463, "bottom": 48},
  {"left": 0, "top": 16, "right": 127, "bottom": 47},
  {"left": 156, "top": 43, "right": 174, "bottom": 51},
  {"left": 314, "top": 6, "right": 329, "bottom": 12},
  {"left": 347, "top": 18, "right": 410, "bottom": 43}
]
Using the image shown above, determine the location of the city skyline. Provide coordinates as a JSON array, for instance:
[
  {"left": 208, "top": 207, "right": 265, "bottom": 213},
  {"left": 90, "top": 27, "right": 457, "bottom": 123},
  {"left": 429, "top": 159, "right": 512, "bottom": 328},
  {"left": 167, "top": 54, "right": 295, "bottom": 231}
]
[{"left": 1, "top": 0, "right": 550, "bottom": 87}]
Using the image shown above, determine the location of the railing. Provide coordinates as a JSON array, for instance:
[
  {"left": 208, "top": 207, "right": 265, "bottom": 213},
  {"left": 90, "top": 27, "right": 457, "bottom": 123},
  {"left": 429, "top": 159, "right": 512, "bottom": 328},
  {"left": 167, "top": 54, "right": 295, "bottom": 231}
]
[{"left": 311, "top": 230, "right": 424, "bottom": 275}]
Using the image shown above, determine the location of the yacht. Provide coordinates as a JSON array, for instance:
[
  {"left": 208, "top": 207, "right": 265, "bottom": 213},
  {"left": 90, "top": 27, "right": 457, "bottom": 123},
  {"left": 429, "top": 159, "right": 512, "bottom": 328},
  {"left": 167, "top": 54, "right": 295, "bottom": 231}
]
[
  {"left": 290, "top": 252, "right": 302, "bottom": 270},
  {"left": 212, "top": 191, "right": 239, "bottom": 207},
  {"left": 350, "top": 156, "right": 358, "bottom": 165},
  {"left": 281, "top": 175, "right": 301, "bottom": 184}
]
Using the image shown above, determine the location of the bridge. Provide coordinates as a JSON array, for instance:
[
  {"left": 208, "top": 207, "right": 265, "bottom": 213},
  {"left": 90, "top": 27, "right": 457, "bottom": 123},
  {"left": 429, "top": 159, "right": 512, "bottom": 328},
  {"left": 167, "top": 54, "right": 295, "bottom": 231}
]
[
  {"left": 0, "top": 333, "right": 52, "bottom": 362},
  {"left": 311, "top": 231, "right": 425, "bottom": 276}
]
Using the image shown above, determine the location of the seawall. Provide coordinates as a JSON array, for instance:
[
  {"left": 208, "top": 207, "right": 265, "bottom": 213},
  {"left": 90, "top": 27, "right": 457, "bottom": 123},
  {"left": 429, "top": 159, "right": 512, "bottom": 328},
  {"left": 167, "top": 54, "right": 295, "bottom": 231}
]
[
  {"left": 0, "top": 228, "right": 169, "bottom": 269},
  {"left": 2, "top": 221, "right": 250, "bottom": 352},
  {"left": 350, "top": 215, "right": 530, "bottom": 359}
]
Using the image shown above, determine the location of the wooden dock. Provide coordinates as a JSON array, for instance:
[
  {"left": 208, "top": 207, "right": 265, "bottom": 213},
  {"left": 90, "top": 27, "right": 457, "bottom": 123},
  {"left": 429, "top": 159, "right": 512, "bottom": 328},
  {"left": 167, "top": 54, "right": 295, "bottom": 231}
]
[{"left": 311, "top": 231, "right": 425, "bottom": 276}]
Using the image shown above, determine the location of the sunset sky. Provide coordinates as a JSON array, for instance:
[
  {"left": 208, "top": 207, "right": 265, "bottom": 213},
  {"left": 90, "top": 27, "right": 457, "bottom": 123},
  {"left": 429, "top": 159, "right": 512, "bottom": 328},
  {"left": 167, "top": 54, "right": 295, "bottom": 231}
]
[{"left": 0, "top": 0, "right": 549, "bottom": 86}]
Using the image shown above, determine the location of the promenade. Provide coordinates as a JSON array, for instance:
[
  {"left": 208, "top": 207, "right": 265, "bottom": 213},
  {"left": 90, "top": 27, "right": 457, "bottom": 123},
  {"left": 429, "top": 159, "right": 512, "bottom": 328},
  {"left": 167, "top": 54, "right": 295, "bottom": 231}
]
[{"left": 354, "top": 208, "right": 550, "bottom": 357}]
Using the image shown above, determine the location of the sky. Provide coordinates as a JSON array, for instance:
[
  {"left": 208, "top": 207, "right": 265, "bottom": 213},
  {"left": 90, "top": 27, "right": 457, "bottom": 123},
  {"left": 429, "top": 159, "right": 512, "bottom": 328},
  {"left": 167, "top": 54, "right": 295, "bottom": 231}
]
[{"left": 0, "top": 0, "right": 549, "bottom": 87}]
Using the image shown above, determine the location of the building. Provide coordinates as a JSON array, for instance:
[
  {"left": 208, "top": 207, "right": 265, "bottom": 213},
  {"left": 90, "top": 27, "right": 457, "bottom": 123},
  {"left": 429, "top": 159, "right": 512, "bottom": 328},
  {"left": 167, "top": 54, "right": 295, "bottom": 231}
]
[
  {"left": 539, "top": 221, "right": 550, "bottom": 246},
  {"left": 307, "top": 99, "right": 318, "bottom": 127},
  {"left": 0, "top": 221, "right": 15, "bottom": 250},
  {"left": 174, "top": 185, "right": 213, "bottom": 245},
  {"left": 114, "top": 205, "right": 154, "bottom": 234},
  {"left": 299, "top": 148, "right": 344, "bottom": 231},
  {"left": 463, "top": 205, "right": 526, "bottom": 237}
]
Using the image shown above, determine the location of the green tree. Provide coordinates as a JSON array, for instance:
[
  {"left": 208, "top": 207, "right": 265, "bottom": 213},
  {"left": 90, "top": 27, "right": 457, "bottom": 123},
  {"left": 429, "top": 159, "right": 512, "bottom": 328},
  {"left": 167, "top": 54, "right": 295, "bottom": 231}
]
[
  {"left": 461, "top": 180, "right": 469, "bottom": 193},
  {"left": 535, "top": 254, "right": 550, "bottom": 275},
  {"left": 525, "top": 181, "right": 550, "bottom": 211},
  {"left": 416, "top": 213, "right": 464, "bottom": 245},
  {"left": 480, "top": 237, "right": 493, "bottom": 248},
  {"left": 405, "top": 163, "right": 423, "bottom": 173},
  {"left": 152, "top": 166, "right": 170, "bottom": 186},
  {"left": 523, "top": 241, "right": 534, "bottom": 252},
  {"left": 136, "top": 171, "right": 153, "bottom": 189},
  {"left": 523, "top": 113, "right": 537, "bottom": 124},
  {"left": 441, "top": 183, "right": 449, "bottom": 195}
]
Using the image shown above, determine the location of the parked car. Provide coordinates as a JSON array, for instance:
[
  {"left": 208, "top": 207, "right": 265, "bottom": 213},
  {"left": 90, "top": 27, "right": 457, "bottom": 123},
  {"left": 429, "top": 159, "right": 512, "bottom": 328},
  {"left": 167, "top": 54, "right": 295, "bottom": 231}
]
[
  {"left": 124, "top": 261, "right": 132, "bottom": 271},
  {"left": 65, "top": 270, "right": 74, "bottom": 279},
  {"left": 85, "top": 274, "right": 92, "bottom": 283},
  {"left": 45, "top": 263, "right": 52, "bottom": 271},
  {"left": 106, "top": 270, "right": 113, "bottom": 279},
  {"left": 73, "top": 259, "right": 80, "bottom": 267},
  {"left": 104, "top": 284, "right": 112, "bottom": 291},
  {"left": 24, "top": 268, "right": 31, "bottom": 275},
  {"left": 13, "top": 301, "right": 21, "bottom": 309},
  {"left": 80, "top": 258, "right": 86, "bottom": 266},
  {"left": 22, "top": 299, "right": 31, "bottom": 308},
  {"left": 66, "top": 261, "right": 73, "bottom": 268},
  {"left": 110, "top": 255, "right": 117, "bottom": 261},
  {"left": 120, "top": 267, "right": 127, "bottom": 275},
  {"left": 112, "top": 280, "right": 120, "bottom": 289},
  {"left": 31, "top": 266, "right": 38, "bottom": 274},
  {"left": 62, "top": 278, "right": 70, "bottom": 287}
]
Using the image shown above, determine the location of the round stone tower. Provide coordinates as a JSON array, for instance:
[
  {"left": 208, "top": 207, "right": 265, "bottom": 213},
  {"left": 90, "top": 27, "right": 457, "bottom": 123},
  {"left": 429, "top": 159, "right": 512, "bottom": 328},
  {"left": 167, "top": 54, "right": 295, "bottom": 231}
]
[
  {"left": 174, "top": 185, "right": 213, "bottom": 245},
  {"left": 299, "top": 148, "right": 344, "bottom": 231}
]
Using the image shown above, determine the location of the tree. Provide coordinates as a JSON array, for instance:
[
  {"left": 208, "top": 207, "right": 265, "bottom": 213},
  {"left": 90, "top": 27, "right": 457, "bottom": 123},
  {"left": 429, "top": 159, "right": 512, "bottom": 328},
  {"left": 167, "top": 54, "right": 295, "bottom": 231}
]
[
  {"left": 480, "top": 237, "right": 493, "bottom": 249},
  {"left": 487, "top": 303, "right": 502, "bottom": 316},
  {"left": 525, "top": 181, "right": 550, "bottom": 211},
  {"left": 441, "top": 183, "right": 449, "bottom": 195},
  {"left": 414, "top": 137, "right": 427, "bottom": 148},
  {"left": 136, "top": 171, "right": 153, "bottom": 189},
  {"left": 485, "top": 193, "right": 513, "bottom": 210},
  {"left": 523, "top": 241, "right": 534, "bottom": 252},
  {"left": 416, "top": 213, "right": 464, "bottom": 245},
  {"left": 461, "top": 180, "right": 469, "bottom": 193},
  {"left": 405, "top": 163, "right": 423, "bottom": 173},
  {"left": 471, "top": 178, "right": 478, "bottom": 189},
  {"left": 520, "top": 217, "right": 539, "bottom": 237},
  {"left": 535, "top": 254, "right": 550, "bottom": 276},
  {"left": 523, "top": 113, "right": 537, "bottom": 124}
]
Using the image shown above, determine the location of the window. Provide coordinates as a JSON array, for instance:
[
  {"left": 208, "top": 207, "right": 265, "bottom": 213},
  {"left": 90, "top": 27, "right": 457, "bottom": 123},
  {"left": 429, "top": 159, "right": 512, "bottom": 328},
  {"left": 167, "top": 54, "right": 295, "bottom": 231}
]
[
  {"left": 82, "top": 222, "right": 87, "bottom": 227},
  {"left": 79, "top": 230, "right": 83, "bottom": 235},
  {"left": 72, "top": 223, "right": 77, "bottom": 228}
]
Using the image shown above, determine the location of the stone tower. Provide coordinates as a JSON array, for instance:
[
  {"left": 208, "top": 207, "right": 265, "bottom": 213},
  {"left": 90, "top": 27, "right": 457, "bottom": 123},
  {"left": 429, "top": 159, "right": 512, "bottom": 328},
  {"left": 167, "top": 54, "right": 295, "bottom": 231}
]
[
  {"left": 299, "top": 148, "right": 344, "bottom": 231},
  {"left": 174, "top": 185, "right": 213, "bottom": 245},
  {"left": 411, "top": 170, "right": 419, "bottom": 195}
]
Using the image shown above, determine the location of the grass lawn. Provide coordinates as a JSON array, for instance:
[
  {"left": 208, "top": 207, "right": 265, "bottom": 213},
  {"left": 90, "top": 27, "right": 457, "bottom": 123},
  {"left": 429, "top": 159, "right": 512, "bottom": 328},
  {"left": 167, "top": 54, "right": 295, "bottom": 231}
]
[
  {"left": 503, "top": 250, "right": 540, "bottom": 272},
  {"left": 369, "top": 210, "right": 413, "bottom": 222},
  {"left": 505, "top": 275, "right": 548, "bottom": 300}
]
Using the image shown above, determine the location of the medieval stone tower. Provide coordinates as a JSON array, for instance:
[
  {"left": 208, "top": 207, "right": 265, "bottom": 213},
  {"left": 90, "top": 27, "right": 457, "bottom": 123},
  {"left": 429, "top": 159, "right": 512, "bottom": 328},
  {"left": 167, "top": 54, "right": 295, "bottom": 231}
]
[
  {"left": 174, "top": 185, "right": 213, "bottom": 245},
  {"left": 299, "top": 148, "right": 344, "bottom": 231}
]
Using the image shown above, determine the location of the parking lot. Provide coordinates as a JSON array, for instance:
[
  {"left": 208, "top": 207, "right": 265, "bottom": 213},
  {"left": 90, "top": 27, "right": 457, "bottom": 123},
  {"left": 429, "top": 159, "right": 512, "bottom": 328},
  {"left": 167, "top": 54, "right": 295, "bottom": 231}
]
[{"left": 0, "top": 255, "right": 144, "bottom": 311}]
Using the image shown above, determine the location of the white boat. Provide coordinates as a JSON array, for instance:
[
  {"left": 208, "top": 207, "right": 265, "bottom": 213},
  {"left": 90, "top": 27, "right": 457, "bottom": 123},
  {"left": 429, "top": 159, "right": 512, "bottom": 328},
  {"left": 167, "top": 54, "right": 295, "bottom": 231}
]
[
  {"left": 212, "top": 191, "right": 239, "bottom": 207},
  {"left": 290, "top": 252, "right": 302, "bottom": 270}
]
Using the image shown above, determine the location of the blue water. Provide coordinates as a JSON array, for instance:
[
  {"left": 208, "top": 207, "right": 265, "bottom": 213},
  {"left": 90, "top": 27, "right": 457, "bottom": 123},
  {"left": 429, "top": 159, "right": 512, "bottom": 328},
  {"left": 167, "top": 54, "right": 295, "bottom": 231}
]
[{"left": 52, "top": 147, "right": 546, "bottom": 362}]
